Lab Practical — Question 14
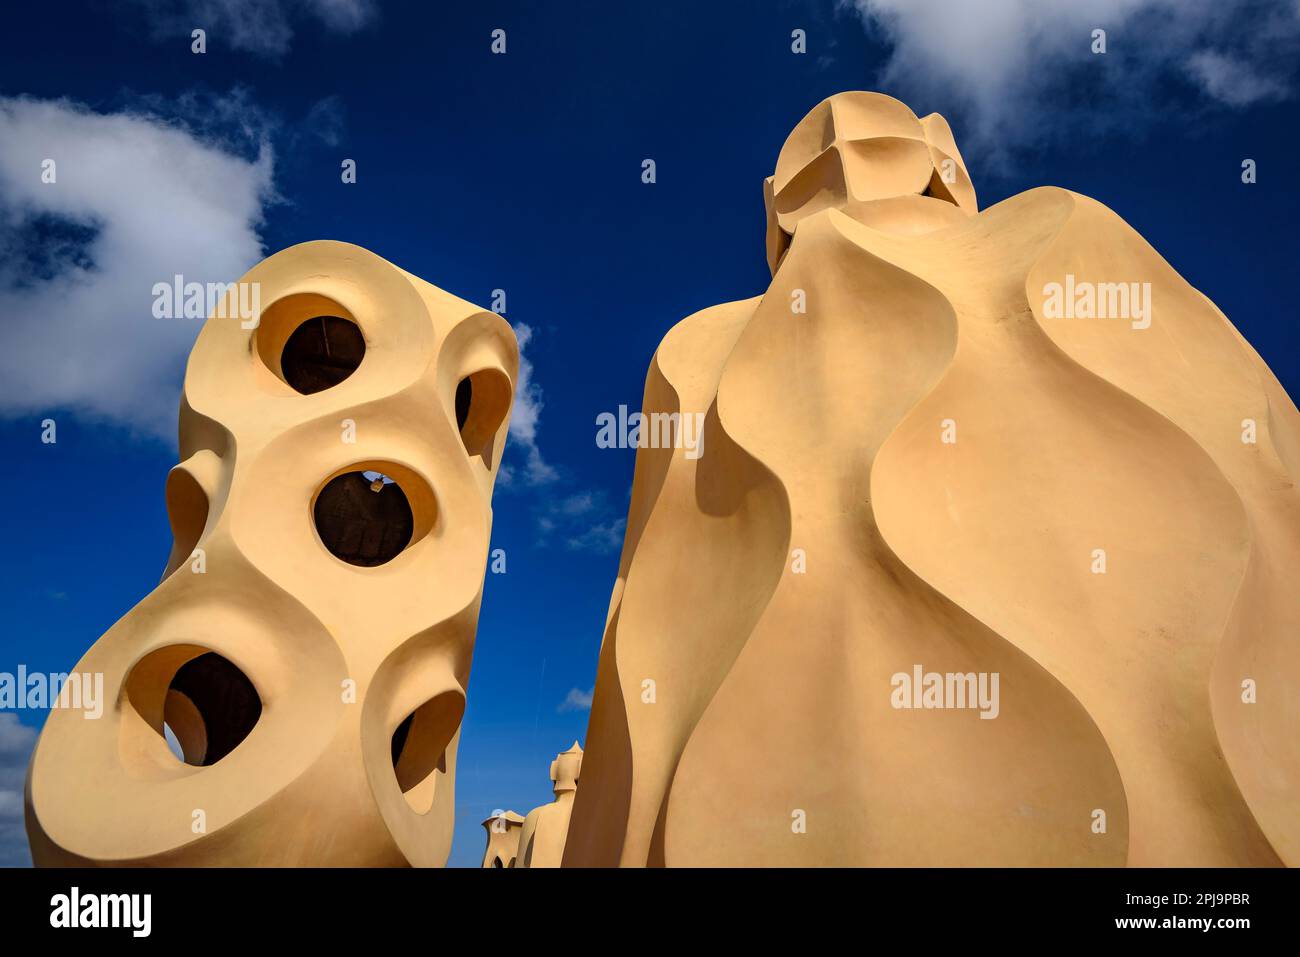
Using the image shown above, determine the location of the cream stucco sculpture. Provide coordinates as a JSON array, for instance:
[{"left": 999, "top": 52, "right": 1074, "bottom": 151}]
[
  {"left": 564, "top": 92, "right": 1300, "bottom": 867},
  {"left": 513, "top": 742, "right": 582, "bottom": 868},
  {"left": 26, "top": 240, "right": 517, "bottom": 866},
  {"left": 481, "top": 810, "right": 525, "bottom": 868}
]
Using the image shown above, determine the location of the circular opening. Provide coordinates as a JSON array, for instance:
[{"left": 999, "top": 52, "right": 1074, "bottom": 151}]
[
  {"left": 280, "top": 315, "right": 365, "bottom": 394},
  {"left": 313, "top": 470, "right": 414, "bottom": 567},
  {"left": 254, "top": 293, "right": 364, "bottom": 394},
  {"left": 125, "top": 646, "right": 261, "bottom": 768}
]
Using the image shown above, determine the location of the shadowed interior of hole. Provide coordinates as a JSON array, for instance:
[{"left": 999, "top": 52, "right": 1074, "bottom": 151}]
[
  {"left": 391, "top": 691, "right": 465, "bottom": 803},
  {"left": 165, "top": 653, "right": 261, "bottom": 767},
  {"left": 922, "top": 168, "right": 960, "bottom": 206},
  {"left": 162, "top": 467, "right": 208, "bottom": 579},
  {"left": 456, "top": 368, "right": 512, "bottom": 464},
  {"left": 313, "top": 471, "right": 414, "bottom": 566},
  {"left": 280, "top": 315, "right": 365, "bottom": 394},
  {"left": 391, "top": 712, "right": 414, "bottom": 767},
  {"left": 455, "top": 377, "right": 472, "bottom": 432}
]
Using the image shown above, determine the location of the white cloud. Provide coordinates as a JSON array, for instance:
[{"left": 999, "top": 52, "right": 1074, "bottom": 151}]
[
  {"left": 129, "top": 0, "right": 377, "bottom": 57},
  {"left": 557, "top": 687, "right": 594, "bottom": 713},
  {"left": 0, "top": 95, "right": 274, "bottom": 440},
  {"left": 844, "top": 0, "right": 1300, "bottom": 157},
  {"left": 557, "top": 491, "right": 596, "bottom": 516},
  {"left": 565, "top": 519, "right": 626, "bottom": 554},
  {"left": 0, "top": 714, "right": 37, "bottom": 866},
  {"left": 503, "top": 321, "right": 559, "bottom": 486},
  {"left": 533, "top": 490, "right": 626, "bottom": 555},
  {"left": 495, "top": 328, "right": 623, "bottom": 550},
  {"left": 1185, "top": 50, "right": 1288, "bottom": 106}
]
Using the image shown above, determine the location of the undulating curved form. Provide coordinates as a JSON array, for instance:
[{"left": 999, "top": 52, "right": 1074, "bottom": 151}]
[
  {"left": 565, "top": 92, "right": 1300, "bottom": 867},
  {"left": 26, "top": 241, "right": 517, "bottom": 867},
  {"left": 515, "top": 742, "right": 582, "bottom": 868}
]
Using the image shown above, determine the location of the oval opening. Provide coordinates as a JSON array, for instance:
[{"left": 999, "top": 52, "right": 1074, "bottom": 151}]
[
  {"left": 126, "top": 646, "right": 261, "bottom": 768},
  {"left": 391, "top": 690, "right": 464, "bottom": 813},
  {"left": 311, "top": 461, "right": 436, "bottom": 568},
  {"left": 162, "top": 466, "right": 209, "bottom": 579},
  {"left": 455, "top": 368, "right": 512, "bottom": 465},
  {"left": 255, "top": 293, "right": 365, "bottom": 394},
  {"left": 313, "top": 471, "right": 412, "bottom": 566},
  {"left": 281, "top": 315, "right": 365, "bottom": 394}
]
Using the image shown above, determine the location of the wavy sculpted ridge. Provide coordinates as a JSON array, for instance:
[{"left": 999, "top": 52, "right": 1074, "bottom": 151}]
[
  {"left": 566, "top": 186, "right": 1300, "bottom": 867},
  {"left": 26, "top": 242, "right": 518, "bottom": 867}
]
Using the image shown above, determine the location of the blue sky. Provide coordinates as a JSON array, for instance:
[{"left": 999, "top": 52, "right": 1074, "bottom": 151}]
[{"left": 0, "top": 0, "right": 1297, "bottom": 867}]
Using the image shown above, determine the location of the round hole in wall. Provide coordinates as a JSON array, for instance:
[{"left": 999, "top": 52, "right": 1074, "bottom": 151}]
[
  {"left": 280, "top": 315, "right": 365, "bottom": 394},
  {"left": 311, "top": 462, "right": 436, "bottom": 568},
  {"left": 255, "top": 293, "right": 365, "bottom": 394},
  {"left": 124, "top": 645, "right": 261, "bottom": 768},
  {"left": 313, "top": 472, "right": 412, "bottom": 566}
]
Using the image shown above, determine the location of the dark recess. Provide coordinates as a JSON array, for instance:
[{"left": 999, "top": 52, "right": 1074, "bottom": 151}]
[
  {"left": 313, "top": 472, "right": 414, "bottom": 566},
  {"left": 168, "top": 652, "right": 261, "bottom": 766},
  {"left": 455, "top": 377, "right": 472, "bottom": 431},
  {"left": 281, "top": 315, "right": 365, "bottom": 394},
  {"left": 391, "top": 712, "right": 413, "bottom": 767}
]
